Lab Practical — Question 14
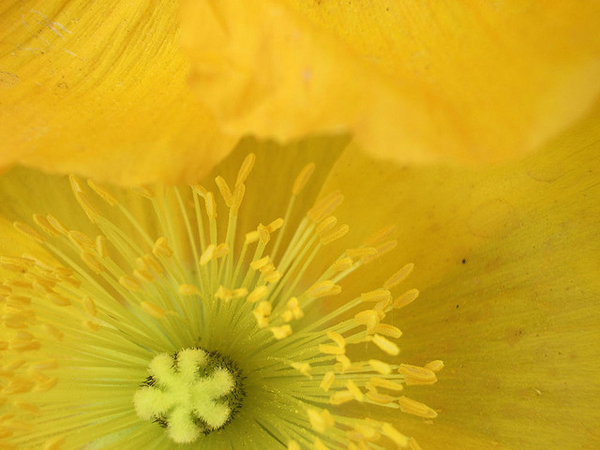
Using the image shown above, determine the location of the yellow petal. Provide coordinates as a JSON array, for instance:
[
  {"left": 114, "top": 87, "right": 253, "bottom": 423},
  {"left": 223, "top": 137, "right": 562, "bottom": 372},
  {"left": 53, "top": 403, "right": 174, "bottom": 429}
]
[
  {"left": 181, "top": 0, "right": 600, "bottom": 164},
  {"left": 319, "top": 110, "right": 600, "bottom": 447},
  {"left": 0, "top": 1, "right": 237, "bottom": 185}
]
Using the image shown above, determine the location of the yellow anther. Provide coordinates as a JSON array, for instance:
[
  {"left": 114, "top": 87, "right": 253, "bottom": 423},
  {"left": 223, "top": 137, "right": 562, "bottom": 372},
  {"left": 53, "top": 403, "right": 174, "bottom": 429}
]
[
  {"left": 33, "top": 214, "right": 60, "bottom": 237},
  {"left": 232, "top": 288, "right": 248, "bottom": 298},
  {"left": 140, "top": 302, "right": 166, "bottom": 319},
  {"left": 13, "top": 222, "right": 44, "bottom": 243},
  {"left": 30, "top": 360, "right": 58, "bottom": 371},
  {"left": 291, "top": 362, "right": 311, "bottom": 377},
  {"left": 335, "top": 354, "right": 352, "bottom": 372},
  {"left": 320, "top": 224, "right": 350, "bottom": 245},
  {"left": 191, "top": 184, "right": 207, "bottom": 197},
  {"left": 397, "top": 396, "right": 438, "bottom": 419},
  {"left": 366, "top": 391, "right": 396, "bottom": 405},
  {"left": 231, "top": 183, "right": 245, "bottom": 215},
  {"left": 354, "top": 310, "right": 380, "bottom": 334},
  {"left": 47, "top": 293, "right": 71, "bottom": 307},
  {"left": 247, "top": 285, "right": 269, "bottom": 303},
  {"left": 327, "top": 331, "right": 346, "bottom": 348},
  {"left": 87, "top": 179, "right": 118, "bottom": 206},
  {"left": 315, "top": 216, "right": 337, "bottom": 236},
  {"left": 372, "top": 334, "right": 400, "bottom": 356},
  {"left": 361, "top": 289, "right": 392, "bottom": 303},
  {"left": 287, "top": 440, "right": 301, "bottom": 450},
  {"left": 398, "top": 364, "right": 437, "bottom": 385},
  {"left": 329, "top": 257, "right": 353, "bottom": 273},
  {"left": 95, "top": 235, "right": 108, "bottom": 258},
  {"left": 142, "top": 254, "right": 163, "bottom": 275},
  {"left": 80, "top": 251, "right": 103, "bottom": 274},
  {"left": 250, "top": 256, "right": 271, "bottom": 270},
  {"left": 381, "top": 423, "right": 410, "bottom": 447},
  {"left": 383, "top": 263, "right": 415, "bottom": 290},
  {"left": 83, "top": 320, "right": 101, "bottom": 332},
  {"left": 369, "top": 377, "right": 403, "bottom": 391},
  {"left": 364, "top": 224, "right": 397, "bottom": 246},
  {"left": 74, "top": 191, "right": 102, "bottom": 221},
  {"left": 257, "top": 224, "right": 270, "bottom": 244},
  {"left": 179, "top": 284, "right": 199, "bottom": 296},
  {"left": 153, "top": 237, "right": 173, "bottom": 258},
  {"left": 264, "top": 270, "right": 282, "bottom": 283},
  {"left": 308, "top": 191, "right": 344, "bottom": 222},
  {"left": 306, "top": 281, "right": 341, "bottom": 298},
  {"left": 35, "top": 376, "right": 58, "bottom": 392},
  {"left": 352, "top": 423, "right": 379, "bottom": 440},
  {"left": 82, "top": 297, "right": 98, "bottom": 317},
  {"left": 314, "top": 438, "right": 329, "bottom": 450},
  {"left": 69, "top": 174, "right": 84, "bottom": 193},
  {"left": 270, "top": 325, "right": 292, "bottom": 340},
  {"left": 363, "top": 240, "right": 397, "bottom": 263},
  {"left": 245, "top": 230, "right": 259, "bottom": 244},
  {"left": 393, "top": 289, "right": 420, "bottom": 309},
  {"left": 252, "top": 301, "right": 272, "bottom": 328},
  {"left": 215, "top": 176, "right": 233, "bottom": 207},
  {"left": 46, "top": 214, "right": 69, "bottom": 235},
  {"left": 266, "top": 217, "right": 284, "bottom": 233},
  {"left": 346, "top": 380, "right": 364, "bottom": 402},
  {"left": 236, "top": 153, "right": 256, "bottom": 187},
  {"left": 282, "top": 297, "right": 303, "bottom": 322},
  {"left": 119, "top": 275, "right": 141, "bottom": 292},
  {"left": 43, "top": 435, "right": 66, "bottom": 450},
  {"left": 320, "top": 371, "right": 335, "bottom": 392},
  {"left": 199, "top": 244, "right": 217, "bottom": 266},
  {"left": 330, "top": 390, "right": 354, "bottom": 405},
  {"left": 41, "top": 324, "right": 63, "bottom": 341},
  {"left": 134, "top": 269, "right": 154, "bottom": 283},
  {"left": 307, "top": 408, "right": 335, "bottom": 433},
  {"left": 205, "top": 192, "right": 217, "bottom": 219},
  {"left": 424, "top": 360, "right": 445, "bottom": 373},
  {"left": 13, "top": 401, "right": 40, "bottom": 414},
  {"left": 319, "top": 344, "right": 345, "bottom": 355},
  {"left": 292, "top": 162, "right": 315, "bottom": 195},
  {"left": 68, "top": 230, "right": 94, "bottom": 251},
  {"left": 346, "top": 247, "right": 378, "bottom": 259},
  {"left": 215, "top": 243, "right": 230, "bottom": 259},
  {"left": 133, "top": 186, "right": 154, "bottom": 198},
  {"left": 374, "top": 324, "right": 403, "bottom": 339}
]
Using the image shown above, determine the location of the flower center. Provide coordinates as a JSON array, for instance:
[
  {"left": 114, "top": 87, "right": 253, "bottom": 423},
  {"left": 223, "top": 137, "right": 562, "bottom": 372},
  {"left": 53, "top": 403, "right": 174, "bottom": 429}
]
[
  {"left": 3, "top": 151, "right": 443, "bottom": 449},
  {"left": 134, "top": 348, "right": 244, "bottom": 443}
]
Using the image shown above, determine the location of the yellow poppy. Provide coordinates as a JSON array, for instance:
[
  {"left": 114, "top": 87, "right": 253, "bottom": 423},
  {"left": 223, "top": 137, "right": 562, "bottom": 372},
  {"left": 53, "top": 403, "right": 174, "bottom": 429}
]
[
  {"left": 1, "top": 1, "right": 599, "bottom": 449},
  {"left": 0, "top": 112, "right": 598, "bottom": 448}
]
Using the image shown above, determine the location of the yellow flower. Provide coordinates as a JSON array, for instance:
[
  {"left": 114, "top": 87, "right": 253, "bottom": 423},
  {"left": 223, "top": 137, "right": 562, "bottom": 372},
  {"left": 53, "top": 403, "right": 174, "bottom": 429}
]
[
  {"left": 0, "top": 114, "right": 599, "bottom": 448},
  {"left": 0, "top": 136, "right": 443, "bottom": 449},
  {"left": 1, "top": 1, "right": 599, "bottom": 449}
]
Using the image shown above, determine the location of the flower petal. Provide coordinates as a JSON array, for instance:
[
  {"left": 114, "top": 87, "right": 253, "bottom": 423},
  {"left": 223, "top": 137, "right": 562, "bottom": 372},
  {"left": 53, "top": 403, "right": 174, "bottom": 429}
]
[
  {"left": 0, "top": 1, "right": 237, "bottom": 185},
  {"left": 181, "top": 0, "right": 600, "bottom": 164},
  {"left": 319, "top": 111, "right": 600, "bottom": 447}
]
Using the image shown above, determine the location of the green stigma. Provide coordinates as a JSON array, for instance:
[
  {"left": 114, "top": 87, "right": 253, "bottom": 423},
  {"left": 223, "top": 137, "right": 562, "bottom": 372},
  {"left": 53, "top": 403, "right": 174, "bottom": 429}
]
[{"left": 134, "top": 348, "right": 244, "bottom": 444}]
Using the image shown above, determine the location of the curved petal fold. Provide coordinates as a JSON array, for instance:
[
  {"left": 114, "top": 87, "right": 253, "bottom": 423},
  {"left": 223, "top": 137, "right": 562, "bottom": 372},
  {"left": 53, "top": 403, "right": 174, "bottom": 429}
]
[
  {"left": 0, "top": 0, "right": 237, "bottom": 185},
  {"left": 181, "top": 0, "right": 600, "bottom": 164}
]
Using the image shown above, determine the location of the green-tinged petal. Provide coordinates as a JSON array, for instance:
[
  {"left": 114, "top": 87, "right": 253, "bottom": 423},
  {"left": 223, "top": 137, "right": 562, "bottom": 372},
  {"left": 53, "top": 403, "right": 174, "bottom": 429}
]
[
  {"left": 0, "top": 1, "right": 236, "bottom": 185},
  {"left": 181, "top": 0, "right": 600, "bottom": 164},
  {"left": 319, "top": 111, "right": 600, "bottom": 448}
]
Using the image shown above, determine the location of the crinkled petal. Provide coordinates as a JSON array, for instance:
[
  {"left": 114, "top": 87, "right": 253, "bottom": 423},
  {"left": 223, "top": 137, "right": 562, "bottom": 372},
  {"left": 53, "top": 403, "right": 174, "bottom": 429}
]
[
  {"left": 0, "top": 0, "right": 237, "bottom": 185},
  {"left": 181, "top": 0, "right": 600, "bottom": 164},
  {"left": 319, "top": 111, "right": 600, "bottom": 448}
]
